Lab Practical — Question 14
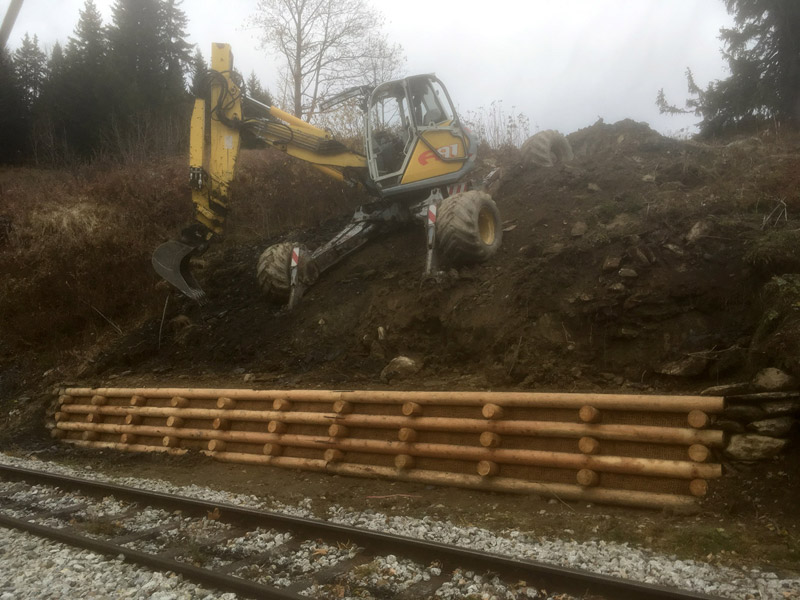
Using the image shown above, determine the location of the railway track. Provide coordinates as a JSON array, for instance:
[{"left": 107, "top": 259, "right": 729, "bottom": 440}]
[{"left": 0, "top": 463, "right": 718, "bottom": 600}]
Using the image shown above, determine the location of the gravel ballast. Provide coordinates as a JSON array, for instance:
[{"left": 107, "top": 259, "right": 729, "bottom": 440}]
[{"left": 0, "top": 452, "right": 798, "bottom": 599}]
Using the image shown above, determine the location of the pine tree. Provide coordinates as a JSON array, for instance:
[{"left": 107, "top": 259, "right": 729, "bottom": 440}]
[
  {"left": 160, "top": 0, "right": 192, "bottom": 103},
  {"left": 190, "top": 47, "right": 206, "bottom": 96},
  {"left": 13, "top": 33, "right": 48, "bottom": 109},
  {"left": 0, "top": 48, "right": 26, "bottom": 162},
  {"left": 246, "top": 70, "right": 273, "bottom": 106},
  {"left": 61, "top": 0, "right": 111, "bottom": 157},
  {"left": 658, "top": 0, "right": 800, "bottom": 134}
]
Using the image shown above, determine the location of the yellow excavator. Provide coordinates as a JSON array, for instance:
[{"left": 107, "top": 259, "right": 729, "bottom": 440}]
[{"left": 153, "top": 43, "right": 502, "bottom": 306}]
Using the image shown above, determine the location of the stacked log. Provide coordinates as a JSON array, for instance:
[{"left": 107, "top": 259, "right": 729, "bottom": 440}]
[{"left": 52, "top": 387, "right": 726, "bottom": 511}]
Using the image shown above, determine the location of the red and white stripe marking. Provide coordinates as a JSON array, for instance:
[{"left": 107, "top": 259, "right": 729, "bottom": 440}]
[{"left": 447, "top": 183, "right": 468, "bottom": 196}]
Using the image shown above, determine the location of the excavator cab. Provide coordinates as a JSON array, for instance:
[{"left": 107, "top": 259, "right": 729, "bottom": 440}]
[{"left": 366, "top": 75, "right": 475, "bottom": 195}]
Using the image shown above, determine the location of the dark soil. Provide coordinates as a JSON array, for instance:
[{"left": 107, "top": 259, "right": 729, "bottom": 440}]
[{"left": 2, "top": 119, "right": 800, "bottom": 573}]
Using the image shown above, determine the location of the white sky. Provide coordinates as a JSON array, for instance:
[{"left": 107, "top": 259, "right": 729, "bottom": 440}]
[{"left": 6, "top": 0, "right": 735, "bottom": 136}]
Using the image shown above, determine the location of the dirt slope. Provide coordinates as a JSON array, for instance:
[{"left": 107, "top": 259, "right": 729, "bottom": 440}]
[{"left": 64, "top": 120, "right": 800, "bottom": 399}]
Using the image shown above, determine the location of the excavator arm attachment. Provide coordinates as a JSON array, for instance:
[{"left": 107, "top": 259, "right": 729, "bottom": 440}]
[{"left": 152, "top": 44, "right": 244, "bottom": 302}]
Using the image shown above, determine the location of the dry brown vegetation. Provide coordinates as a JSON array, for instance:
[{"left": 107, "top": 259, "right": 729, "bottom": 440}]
[{"left": 0, "top": 149, "right": 363, "bottom": 378}]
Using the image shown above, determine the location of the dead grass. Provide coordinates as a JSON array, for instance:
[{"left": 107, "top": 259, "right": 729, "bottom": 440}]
[{"left": 0, "top": 147, "right": 365, "bottom": 361}]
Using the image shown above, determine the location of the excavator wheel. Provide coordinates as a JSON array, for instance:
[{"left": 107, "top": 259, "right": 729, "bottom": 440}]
[
  {"left": 437, "top": 191, "right": 502, "bottom": 265},
  {"left": 256, "top": 242, "right": 296, "bottom": 301},
  {"left": 520, "top": 130, "right": 573, "bottom": 167}
]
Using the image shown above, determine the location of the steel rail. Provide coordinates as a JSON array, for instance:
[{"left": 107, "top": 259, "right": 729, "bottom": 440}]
[{"left": 0, "top": 463, "right": 720, "bottom": 600}]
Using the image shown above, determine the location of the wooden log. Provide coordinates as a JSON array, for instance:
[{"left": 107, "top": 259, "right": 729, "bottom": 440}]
[
  {"left": 576, "top": 469, "right": 599, "bottom": 487},
  {"left": 58, "top": 404, "right": 726, "bottom": 446},
  {"left": 54, "top": 412, "right": 67, "bottom": 422},
  {"left": 90, "top": 395, "right": 107, "bottom": 406},
  {"left": 65, "top": 387, "right": 724, "bottom": 413},
  {"left": 324, "top": 448, "right": 344, "bottom": 463},
  {"left": 688, "top": 410, "right": 710, "bottom": 429},
  {"left": 477, "top": 461, "right": 499, "bottom": 477},
  {"left": 328, "top": 424, "right": 349, "bottom": 438},
  {"left": 120, "top": 433, "right": 137, "bottom": 445},
  {"left": 65, "top": 439, "right": 186, "bottom": 456},
  {"left": 273, "top": 398, "right": 292, "bottom": 411},
  {"left": 482, "top": 403, "right": 504, "bottom": 420},
  {"left": 402, "top": 402, "right": 422, "bottom": 417},
  {"left": 578, "top": 437, "right": 600, "bottom": 455},
  {"left": 480, "top": 432, "right": 501, "bottom": 448},
  {"left": 217, "top": 397, "right": 236, "bottom": 410},
  {"left": 50, "top": 428, "right": 66, "bottom": 439},
  {"left": 262, "top": 443, "right": 282, "bottom": 456},
  {"left": 162, "top": 436, "right": 179, "bottom": 448},
  {"left": 394, "top": 454, "right": 415, "bottom": 470},
  {"left": 58, "top": 395, "right": 74, "bottom": 406},
  {"left": 130, "top": 395, "right": 147, "bottom": 407},
  {"left": 212, "top": 418, "right": 230, "bottom": 431},
  {"left": 267, "top": 421, "right": 286, "bottom": 434},
  {"left": 166, "top": 416, "right": 184, "bottom": 428},
  {"left": 86, "top": 413, "right": 102, "bottom": 424},
  {"left": 333, "top": 400, "right": 353, "bottom": 415},
  {"left": 170, "top": 396, "right": 189, "bottom": 408},
  {"left": 208, "top": 439, "right": 226, "bottom": 452},
  {"left": 688, "top": 444, "right": 711, "bottom": 462},
  {"left": 689, "top": 479, "right": 708, "bottom": 497},
  {"left": 579, "top": 406, "right": 601, "bottom": 423},
  {"left": 82, "top": 431, "right": 98, "bottom": 441},
  {"left": 397, "top": 428, "right": 417, "bottom": 442},
  {"left": 55, "top": 421, "right": 723, "bottom": 479},
  {"left": 124, "top": 414, "right": 142, "bottom": 425},
  {"left": 209, "top": 452, "right": 700, "bottom": 511}
]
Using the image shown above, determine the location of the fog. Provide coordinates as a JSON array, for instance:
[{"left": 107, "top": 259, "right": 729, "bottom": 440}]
[{"left": 7, "top": 0, "right": 735, "bottom": 136}]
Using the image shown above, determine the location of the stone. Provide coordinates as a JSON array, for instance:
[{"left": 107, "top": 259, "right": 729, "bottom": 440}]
[
  {"left": 752, "top": 367, "right": 797, "bottom": 392},
  {"left": 615, "top": 328, "right": 639, "bottom": 339},
  {"left": 243, "top": 373, "right": 255, "bottom": 383},
  {"left": 602, "top": 256, "right": 621, "bottom": 272},
  {"left": 656, "top": 355, "right": 709, "bottom": 377},
  {"left": 725, "top": 434, "right": 788, "bottom": 461},
  {"left": 608, "top": 283, "right": 626, "bottom": 292},
  {"left": 380, "top": 356, "right": 419, "bottom": 383},
  {"left": 747, "top": 417, "right": 796, "bottom": 437},
  {"left": 762, "top": 399, "right": 800, "bottom": 417},
  {"left": 641, "top": 174, "right": 656, "bottom": 182},
  {"left": 618, "top": 268, "right": 638, "bottom": 278},
  {"left": 686, "top": 221, "right": 711, "bottom": 244},
  {"left": 700, "top": 382, "right": 752, "bottom": 396},
  {"left": 664, "top": 243, "right": 684, "bottom": 256},
  {"left": 571, "top": 222, "right": 588, "bottom": 237},
  {"left": 723, "top": 404, "right": 766, "bottom": 422},
  {"left": 587, "top": 183, "right": 601, "bottom": 192}
]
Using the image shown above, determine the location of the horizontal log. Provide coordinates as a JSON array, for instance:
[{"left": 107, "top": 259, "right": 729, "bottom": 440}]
[
  {"left": 63, "top": 439, "right": 186, "bottom": 456},
  {"left": 59, "top": 440, "right": 701, "bottom": 510},
  {"left": 207, "top": 451, "right": 700, "bottom": 511},
  {"left": 64, "top": 387, "right": 725, "bottom": 413},
  {"left": 59, "top": 404, "right": 725, "bottom": 446},
  {"left": 56, "top": 421, "right": 721, "bottom": 479}
]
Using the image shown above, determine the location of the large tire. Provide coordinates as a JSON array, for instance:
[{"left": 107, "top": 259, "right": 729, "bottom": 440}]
[
  {"left": 521, "top": 130, "right": 573, "bottom": 167},
  {"left": 256, "top": 242, "right": 295, "bottom": 301},
  {"left": 437, "top": 190, "right": 502, "bottom": 265}
]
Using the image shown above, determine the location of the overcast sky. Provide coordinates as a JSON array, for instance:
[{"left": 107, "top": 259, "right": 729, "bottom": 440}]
[{"left": 7, "top": 0, "right": 735, "bottom": 136}]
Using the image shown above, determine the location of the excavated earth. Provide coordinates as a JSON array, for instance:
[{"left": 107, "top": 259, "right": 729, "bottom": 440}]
[{"left": 1, "top": 119, "right": 800, "bottom": 574}]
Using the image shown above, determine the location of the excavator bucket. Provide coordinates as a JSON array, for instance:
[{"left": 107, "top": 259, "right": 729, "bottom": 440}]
[{"left": 152, "top": 240, "right": 207, "bottom": 304}]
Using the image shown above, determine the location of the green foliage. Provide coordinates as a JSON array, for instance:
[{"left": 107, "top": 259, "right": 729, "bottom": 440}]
[{"left": 658, "top": 0, "right": 800, "bottom": 135}]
